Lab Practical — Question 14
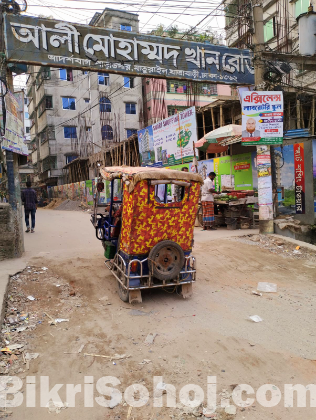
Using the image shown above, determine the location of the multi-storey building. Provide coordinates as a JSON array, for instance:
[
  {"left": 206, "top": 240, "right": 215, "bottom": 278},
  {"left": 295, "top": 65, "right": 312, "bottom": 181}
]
[
  {"left": 223, "top": 0, "right": 314, "bottom": 89},
  {"left": 24, "top": 96, "right": 31, "bottom": 144},
  {"left": 143, "top": 78, "right": 231, "bottom": 127},
  {"left": 27, "top": 9, "right": 143, "bottom": 186}
]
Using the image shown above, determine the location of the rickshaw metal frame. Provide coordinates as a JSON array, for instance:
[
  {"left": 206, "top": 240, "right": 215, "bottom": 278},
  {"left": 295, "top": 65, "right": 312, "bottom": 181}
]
[
  {"left": 93, "top": 166, "right": 203, "bottom": 300},
  {"left": 105, "top": 253, "right": 196, "bottom": 291}
]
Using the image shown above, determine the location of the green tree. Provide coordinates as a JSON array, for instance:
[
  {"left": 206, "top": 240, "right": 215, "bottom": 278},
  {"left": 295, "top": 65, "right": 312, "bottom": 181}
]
[
  {"left": 167, "top": 26, "right": 179, "bottom": 38},
  {"left": 151, "top": 24, "right": 222, "bottom": 43}
]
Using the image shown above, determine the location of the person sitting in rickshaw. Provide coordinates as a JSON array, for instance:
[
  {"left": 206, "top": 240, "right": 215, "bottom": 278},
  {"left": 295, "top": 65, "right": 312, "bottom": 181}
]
[{"left": 105, "top": 203, "right": 122, "bottom": 237}]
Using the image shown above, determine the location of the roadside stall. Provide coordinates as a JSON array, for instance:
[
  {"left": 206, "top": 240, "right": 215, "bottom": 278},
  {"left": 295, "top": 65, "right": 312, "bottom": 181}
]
[{"left": 195, "top": 124, "right": 259, "bottom": 229}]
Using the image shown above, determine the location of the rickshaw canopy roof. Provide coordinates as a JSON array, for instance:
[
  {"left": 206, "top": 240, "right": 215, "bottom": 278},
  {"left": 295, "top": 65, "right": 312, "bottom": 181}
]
[{"left": 100, "top": 166, "right": 203, "bottom": 192}]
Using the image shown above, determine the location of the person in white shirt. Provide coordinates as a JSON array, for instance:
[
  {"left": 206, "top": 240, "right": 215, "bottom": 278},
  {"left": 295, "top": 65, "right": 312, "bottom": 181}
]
[{"left": 201, "top": 172, "right": 216, "bottom": 230}]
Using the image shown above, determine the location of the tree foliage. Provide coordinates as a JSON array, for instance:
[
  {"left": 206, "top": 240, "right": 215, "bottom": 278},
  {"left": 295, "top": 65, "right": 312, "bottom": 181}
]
[{"left": 150, "top": 24, "right": 222, "bottom": 44}]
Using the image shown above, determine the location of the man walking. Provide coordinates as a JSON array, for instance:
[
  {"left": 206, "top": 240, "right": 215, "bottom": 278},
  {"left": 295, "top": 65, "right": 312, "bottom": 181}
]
[
  {"left": 22, "top": 181, "right": 38, "bottom": 233},
  {"left": 201, "top": 172, "right": 216, "bottom": 230}
]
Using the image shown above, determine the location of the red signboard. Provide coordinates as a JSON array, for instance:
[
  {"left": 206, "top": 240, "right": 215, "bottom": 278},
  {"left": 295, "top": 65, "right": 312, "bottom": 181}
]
[
  {"left": 294, "top": 143, "right": 305, "bottom": 214},
  {"left": 234, "top": 163, "right": 250, "bottom": 171}
]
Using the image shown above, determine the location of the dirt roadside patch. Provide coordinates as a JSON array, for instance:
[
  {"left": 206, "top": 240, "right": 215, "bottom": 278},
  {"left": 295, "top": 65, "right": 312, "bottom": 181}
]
[{"left": 2, "top": 237, "right": 316, "bottom": 419}]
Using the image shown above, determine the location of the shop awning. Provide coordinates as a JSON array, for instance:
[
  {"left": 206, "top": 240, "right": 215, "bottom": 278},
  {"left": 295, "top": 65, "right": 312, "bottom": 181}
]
[
  {"left": 204, "top": 124, "right": 242, "bottom": 141},
  {"left": 195, "top": 124, "right": 242, "bottom": 152}
]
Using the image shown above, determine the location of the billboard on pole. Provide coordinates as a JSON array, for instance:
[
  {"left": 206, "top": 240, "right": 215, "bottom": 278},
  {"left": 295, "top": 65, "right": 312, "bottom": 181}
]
[
  {"left": 1, "top": 90, "right": 28, "bottom": 156},
  {"left": 241, "top": 91, "right": 283, "bottom": 145},
  {"left": 138, "top": 107, "right": 198, "bottom": 166}
]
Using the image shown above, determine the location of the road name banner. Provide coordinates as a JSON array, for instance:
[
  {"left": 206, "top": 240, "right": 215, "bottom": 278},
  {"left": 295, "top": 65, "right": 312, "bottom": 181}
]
[
  {"left": 241, "top": 91, "right": 283, "bottom": 145},
  {"left": 138, "top": 107, "right": 197, "bottom": 166},
  {"left": 4, "top": 14, "right": 254, "bottom": 85}
]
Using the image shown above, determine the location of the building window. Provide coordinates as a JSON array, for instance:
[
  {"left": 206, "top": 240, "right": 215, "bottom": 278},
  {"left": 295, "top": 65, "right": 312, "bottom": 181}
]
[
  {"left": 60, "top": 68, "right": 73, "bottom": 81},
  {"left": 98, "top": 72, "right": 110, "bottom": 85},
  {"left": 264, "top": 17, "right": 277, "bottom": 42},
  {"left": 86, "top": 127, "right": 91, "bottom": 132},
  {"left": 62, "top": 97, "right": 76, "bottom": 110},
  {"left": 167, "top": 80, "right": 217, "bottom": 95},
  {"left": 126, "top": 129, "right": 137, "bottom": 137},
  {"left": 35, "top": 66, "right": 51, "bottom": 89},
  {"left": 64, "top": 126, "right": 77, "bottom": 138},
  {"left": 25, "top": 112, "right": 29, "bottom": 119},
  {"left": 66, "top": 155, "right": 77, "bottom": 164},
  {"left": 100, "top": 97, "right": 111, "bottom": 112},
  {"left": 126, "top": 103, "right": 136, "bottom": 114},
  {"left": 295, "top": 0, "right": 309, "bottom": 17},
  {"left": 123, "top": 77, "right": 134, "bottom": 88},
  {"left": 39, "top": 125, "right": 55, "bottom": 144},
  {"left": 26, "top": 127, "right": 30, "bottom": 134},
  {"left": 24, "top": 98, "right": 28, "bottom": 105},
  {"left": 200, "top": 84, "right": 218, "bottom": 95},
  {"left": 101, "top": 125, "right": 113, "bottom": 141},
  {"left": 224, "top": 2, "right": 238, "bottom": 27},
  {"left": 167, "top": 105, "right": 188, "bottom": 116},
  {"left": 42, "top": 156, "right": 57, "bottom": 171},
  {"left": 84, "top": 98, "right": 90, "bottom": 103},
  {"left": 120, "top": 24, "right": 132, "bottom": 31},
  {"left": 29, "top": 111, "right": 35, "bottom": 128},
  {"left": 38, "top": 96, "right": 53, "bottom": 117}
]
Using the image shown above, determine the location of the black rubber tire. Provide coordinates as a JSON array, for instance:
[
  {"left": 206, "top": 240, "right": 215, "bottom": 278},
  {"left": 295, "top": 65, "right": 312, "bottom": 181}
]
[
  {"left": 148, "top": 240, "right": 185, "bottom": 281},
  {"left": 117, "top": 281, "right": 129, "bottom": 302}
]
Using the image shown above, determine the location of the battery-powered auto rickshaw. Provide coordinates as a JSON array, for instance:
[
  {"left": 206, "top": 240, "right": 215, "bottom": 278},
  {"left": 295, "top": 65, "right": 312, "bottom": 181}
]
[{"left": 91, "top": 166, "right": 203, "bottom": 303}]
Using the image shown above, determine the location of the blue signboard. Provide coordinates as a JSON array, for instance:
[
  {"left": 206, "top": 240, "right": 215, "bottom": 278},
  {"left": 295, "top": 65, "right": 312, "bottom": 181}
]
[{"left": 4, "top": 14, "right": 254, "bottom": 85}]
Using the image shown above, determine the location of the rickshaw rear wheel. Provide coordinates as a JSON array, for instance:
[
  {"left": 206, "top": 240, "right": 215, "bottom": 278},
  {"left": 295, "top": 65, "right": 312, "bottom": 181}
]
[
  {"left": 118, "top": 281, "right": 129, "bottom": 302},
  {"left": 148, "top": 240, "right": 184, "bottom": 282}
]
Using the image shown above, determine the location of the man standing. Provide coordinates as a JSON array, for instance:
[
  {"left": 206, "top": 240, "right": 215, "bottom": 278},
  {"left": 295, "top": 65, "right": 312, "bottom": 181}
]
[
  {"left": 201, "top": 172, "right": 216, "bottom": 230},
  {"left": 22, "top": 181, "right": 38, "bottom": 233}
]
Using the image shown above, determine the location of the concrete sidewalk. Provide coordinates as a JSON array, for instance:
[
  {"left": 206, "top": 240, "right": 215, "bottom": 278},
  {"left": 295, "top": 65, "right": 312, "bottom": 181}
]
[
  {"left": 0, "top": 209, "right": 97, "bottom": 322},
  {"left": 0, "top": 258, "right": 26, "bottom": 320}
]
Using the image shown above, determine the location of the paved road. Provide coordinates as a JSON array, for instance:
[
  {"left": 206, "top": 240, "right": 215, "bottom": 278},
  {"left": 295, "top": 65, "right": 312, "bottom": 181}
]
[{"left": 23, "top": 209, "right": 257, "bottom": 257}]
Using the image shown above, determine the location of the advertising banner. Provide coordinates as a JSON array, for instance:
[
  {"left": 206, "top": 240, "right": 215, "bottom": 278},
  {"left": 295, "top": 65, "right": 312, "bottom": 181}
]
[
  {"left": 80, "top": 181, "right": 86, "bottom": 200},
  {"left": 138, "top": 107, "right": 197, "bottom": 167},
  {"left": 313, "top": 140, "right": 316, "bottom": 214},
  {"left": 257, "top": 146, "right": 273, "bottom": 220},
  {"left": 189, "top": 153, "right": 254, "bottom": 191},
  {"left": 294, "top": 143, "right": 305, "bottom": 214},
  {"left": 1, "top": 90, "right": 28, "bottom": 155},
  {"left": 86, "top": 180, "right": 93, "bottom": 206},
  {"left": 0, "top": 86, "right": 4, "bottom": 137},
  {"left": 241, "top": 91, "right": 283, "bottom": 146}
]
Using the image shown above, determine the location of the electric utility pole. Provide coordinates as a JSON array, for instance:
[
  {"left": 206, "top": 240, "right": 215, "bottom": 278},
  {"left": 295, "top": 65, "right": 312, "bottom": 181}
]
[
  {"left": 0, "top": 2, "right": 24, "bottom": 257},
  {"left": 253, "top": 4, "right": 274, "bottom": 235}
]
